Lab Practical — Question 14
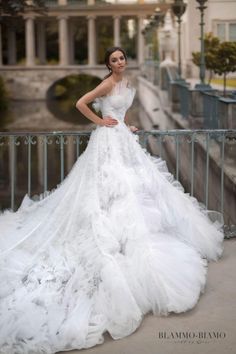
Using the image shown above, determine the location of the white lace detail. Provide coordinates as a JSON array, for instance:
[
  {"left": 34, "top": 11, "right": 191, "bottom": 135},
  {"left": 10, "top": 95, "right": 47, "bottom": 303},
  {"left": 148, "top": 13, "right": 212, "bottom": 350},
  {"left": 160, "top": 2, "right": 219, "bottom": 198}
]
[
  {"left": 92, "top": 78, "right": 136, "bottom": 118},
  {"left": 106, "top": 77, "right": 131, "bottom": 96}
]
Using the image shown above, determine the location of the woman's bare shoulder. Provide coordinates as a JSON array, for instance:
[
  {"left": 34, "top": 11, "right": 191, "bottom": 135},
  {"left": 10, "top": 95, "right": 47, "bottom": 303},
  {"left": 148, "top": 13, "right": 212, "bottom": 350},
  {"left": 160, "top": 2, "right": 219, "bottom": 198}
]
[
  {"left": 82, "top": 78, "right": 112, "bottom": 99},
  {"left": 96, "top": 78, "right": 113, "bottom": 96},
  {"left": 76, "top": 77, "right": 114, "bottom": 105}
]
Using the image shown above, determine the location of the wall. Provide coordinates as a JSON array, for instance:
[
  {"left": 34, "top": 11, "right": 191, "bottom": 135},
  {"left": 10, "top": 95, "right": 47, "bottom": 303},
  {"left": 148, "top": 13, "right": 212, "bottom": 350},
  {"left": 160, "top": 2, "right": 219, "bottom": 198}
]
[{"left": 0, "top": 67, "right": 139, "bottom": 100}]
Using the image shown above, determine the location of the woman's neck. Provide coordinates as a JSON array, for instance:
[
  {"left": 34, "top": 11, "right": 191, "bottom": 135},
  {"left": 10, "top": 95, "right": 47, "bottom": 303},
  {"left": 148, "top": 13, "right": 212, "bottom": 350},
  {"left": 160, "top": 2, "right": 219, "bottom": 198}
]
[{"left": 111, "top": 73, "right": 124, "bottom": 83}]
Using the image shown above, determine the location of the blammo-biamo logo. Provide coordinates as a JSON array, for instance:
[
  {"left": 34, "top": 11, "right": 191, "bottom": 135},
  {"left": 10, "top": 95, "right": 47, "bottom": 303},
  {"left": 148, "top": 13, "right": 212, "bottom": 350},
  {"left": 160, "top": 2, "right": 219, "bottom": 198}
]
[{"left": 158, "top": 331, "right": 226, "bottom": 342}]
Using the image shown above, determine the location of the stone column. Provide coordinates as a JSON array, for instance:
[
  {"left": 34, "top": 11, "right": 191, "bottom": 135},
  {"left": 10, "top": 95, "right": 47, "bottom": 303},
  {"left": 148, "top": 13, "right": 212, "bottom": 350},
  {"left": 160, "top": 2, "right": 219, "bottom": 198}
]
[
  {"left": 87, "top": 15, "right": 96, "bottom": 66},
  {"left": 0, "top": 24, "right": 3, "bottom": 66},
  {"left": 113, "top": 15, "right": 121, "bottom": 47},
  {"left": 7, "top": 25, "right": 17, "bottom": 65},
  {"left": 25, "top": 16, "right": 36, "bottom": 66},
  {"left": 137, "top": 16, "right": 145, "bottom": 66},
  {"left": 69, "top": 21, "right": 75, "bottom": 65},
  {"left": 37, "top": 21, "right": 46, "bottom": 64},
  {"left": 88, "top": 0, "right": 95, "bottom": 4},
  {"left": 58, "top": 15, "right": 69, "bottom": 66}
]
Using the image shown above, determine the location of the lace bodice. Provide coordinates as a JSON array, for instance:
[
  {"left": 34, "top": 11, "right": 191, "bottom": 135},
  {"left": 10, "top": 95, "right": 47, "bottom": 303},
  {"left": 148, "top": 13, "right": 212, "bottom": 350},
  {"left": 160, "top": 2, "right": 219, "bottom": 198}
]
[{"left": 92, "top": 78, "right": 136, "bottom": 122}]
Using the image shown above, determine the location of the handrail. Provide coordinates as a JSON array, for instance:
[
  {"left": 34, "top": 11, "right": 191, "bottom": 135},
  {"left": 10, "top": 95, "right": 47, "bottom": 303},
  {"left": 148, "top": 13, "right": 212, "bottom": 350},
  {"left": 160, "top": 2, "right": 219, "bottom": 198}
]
[{"left": 0, "top": 129, "right": 236, "bottom": 238}]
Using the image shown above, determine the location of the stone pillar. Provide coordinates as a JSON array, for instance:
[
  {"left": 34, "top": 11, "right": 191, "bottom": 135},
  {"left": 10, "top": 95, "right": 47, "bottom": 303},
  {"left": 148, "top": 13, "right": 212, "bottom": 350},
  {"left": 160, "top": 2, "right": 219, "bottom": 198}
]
[
  {"left": 58, "top": 0, "right": 67, "bottom": 5},
  {"left": 7, "top": 25, "right": 17, "bottom": 65},
  {"left": 37, "top": 21, "right": 46, "bottom": 64},
  {"left": 25, "top": 16, "right": 36, "bottom": 66},
  {"left": 69, "top": 21, "right": 75, "bottom": 65},
  {"left": 0, "top": 24, "right": 3, "bottom": 66},
  {"left": 58, "top": 15, "right": 69, "bottom": 66},
  {"left": 137, "top": 16, "right": 145, "bottom": 66},
  {"left": 88, "top": 0, "right": 95, "bottom": 4},
  {"left": 87, "top": 15, "right": 96, "bottom": 66},
  {"left": 113, "top": 15, "right": 121, "bottom": 47}
]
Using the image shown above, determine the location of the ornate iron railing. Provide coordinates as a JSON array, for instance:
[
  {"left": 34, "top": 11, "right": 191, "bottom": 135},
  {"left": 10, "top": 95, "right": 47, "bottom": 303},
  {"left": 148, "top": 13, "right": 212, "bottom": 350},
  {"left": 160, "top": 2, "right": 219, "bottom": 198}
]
[{"left": 0, "top": 129, "right": 236, "bottom": 238}]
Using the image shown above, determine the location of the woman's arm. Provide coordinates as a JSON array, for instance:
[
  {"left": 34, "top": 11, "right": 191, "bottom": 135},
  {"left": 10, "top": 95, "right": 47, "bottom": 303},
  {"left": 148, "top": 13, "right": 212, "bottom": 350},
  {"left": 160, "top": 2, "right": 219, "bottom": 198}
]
[{"left": 75, "top": 80, "right": 118, "bottom": 127}]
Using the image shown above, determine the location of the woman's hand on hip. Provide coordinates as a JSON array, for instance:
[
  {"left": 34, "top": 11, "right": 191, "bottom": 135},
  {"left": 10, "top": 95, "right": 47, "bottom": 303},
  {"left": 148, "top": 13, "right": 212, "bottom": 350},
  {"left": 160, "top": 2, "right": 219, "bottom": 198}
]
[{"left": 99, "top": 116, "right": 118, "bottom": 127}]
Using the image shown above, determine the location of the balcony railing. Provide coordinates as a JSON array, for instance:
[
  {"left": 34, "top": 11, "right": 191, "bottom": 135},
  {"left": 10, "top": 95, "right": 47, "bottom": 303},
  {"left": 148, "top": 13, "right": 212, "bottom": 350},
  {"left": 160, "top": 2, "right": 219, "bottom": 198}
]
[
  {"left": 0, "top": 130, "right": 236, "bottom": 238},
  {"left": 162, "top": 66, "right": 236, "bottom": 129}
]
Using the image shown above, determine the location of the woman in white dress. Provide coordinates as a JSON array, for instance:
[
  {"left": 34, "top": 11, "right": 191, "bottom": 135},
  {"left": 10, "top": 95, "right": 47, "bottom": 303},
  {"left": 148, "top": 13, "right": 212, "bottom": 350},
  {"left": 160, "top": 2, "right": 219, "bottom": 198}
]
[{"left": 0, "top": 47, "right": 224, "bottom": 354}]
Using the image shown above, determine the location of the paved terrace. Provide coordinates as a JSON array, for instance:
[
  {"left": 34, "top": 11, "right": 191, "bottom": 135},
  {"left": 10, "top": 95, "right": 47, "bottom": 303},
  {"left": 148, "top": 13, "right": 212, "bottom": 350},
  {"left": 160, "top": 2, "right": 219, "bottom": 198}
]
[{"left": 59, "top": 238, "right": 236, "bottom": 354}]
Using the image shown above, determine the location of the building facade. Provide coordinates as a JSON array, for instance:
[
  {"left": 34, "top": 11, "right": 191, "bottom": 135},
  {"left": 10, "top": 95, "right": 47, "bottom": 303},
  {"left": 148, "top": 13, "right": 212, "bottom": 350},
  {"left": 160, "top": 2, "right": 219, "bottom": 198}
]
[
  {"left": 0, "top": 0, "right": 170, "bottom": 67},
  {"left": 182, "top": 0, "right": 236, "bottom": 78},
  {"left": 0, "top": 0, "right": 235, "bottom": 78}
]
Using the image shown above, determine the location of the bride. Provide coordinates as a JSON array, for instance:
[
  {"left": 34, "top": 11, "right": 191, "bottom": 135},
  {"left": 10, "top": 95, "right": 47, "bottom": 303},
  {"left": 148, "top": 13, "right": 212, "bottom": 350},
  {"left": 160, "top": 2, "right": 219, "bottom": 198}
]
[{"left": 0, "top": 47, "right": 224, "bottom": 354}]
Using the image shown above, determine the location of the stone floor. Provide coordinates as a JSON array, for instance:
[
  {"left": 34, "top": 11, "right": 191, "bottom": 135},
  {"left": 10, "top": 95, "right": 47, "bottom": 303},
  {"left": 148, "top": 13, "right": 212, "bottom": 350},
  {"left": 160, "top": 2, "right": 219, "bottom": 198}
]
[{"left": 59, "top": 238, "right": 236, "bottom": 354}]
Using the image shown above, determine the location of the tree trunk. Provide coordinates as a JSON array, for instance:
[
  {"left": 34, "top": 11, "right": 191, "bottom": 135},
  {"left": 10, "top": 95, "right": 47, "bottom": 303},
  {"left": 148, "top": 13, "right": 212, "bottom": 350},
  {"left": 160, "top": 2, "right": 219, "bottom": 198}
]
[
  {"left": 223, "top": 73, "right": 227, "bottom": 97},
  {"left": 208, "top": 70, "right": 213, "bottom": 85}
]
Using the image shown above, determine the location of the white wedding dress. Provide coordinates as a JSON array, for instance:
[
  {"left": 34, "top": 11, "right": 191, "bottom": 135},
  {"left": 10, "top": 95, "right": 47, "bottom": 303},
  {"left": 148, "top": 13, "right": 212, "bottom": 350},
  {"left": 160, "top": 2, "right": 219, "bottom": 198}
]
[{"left": 0, "top": 78, "right": 224, "bottom": 354}]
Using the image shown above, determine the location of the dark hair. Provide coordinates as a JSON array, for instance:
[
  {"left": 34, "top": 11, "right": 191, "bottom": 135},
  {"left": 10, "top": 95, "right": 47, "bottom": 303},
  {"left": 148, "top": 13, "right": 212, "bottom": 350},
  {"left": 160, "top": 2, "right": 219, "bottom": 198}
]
[{"left": 103, "top": 46, "right": 127, "bottom": 80}]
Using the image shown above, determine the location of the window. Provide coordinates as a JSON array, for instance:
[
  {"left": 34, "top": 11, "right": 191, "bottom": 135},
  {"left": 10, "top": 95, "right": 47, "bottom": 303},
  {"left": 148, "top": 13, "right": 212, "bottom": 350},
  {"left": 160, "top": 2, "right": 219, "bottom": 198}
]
[
  {"left": 215, "top": 21, "right": 236, "bottom": 42},
  {"left": 229, "top": 23, "right": 236, "bottom": 42},
  {"left": 217, "top": 23, "right": 226, "bottom": 41}
]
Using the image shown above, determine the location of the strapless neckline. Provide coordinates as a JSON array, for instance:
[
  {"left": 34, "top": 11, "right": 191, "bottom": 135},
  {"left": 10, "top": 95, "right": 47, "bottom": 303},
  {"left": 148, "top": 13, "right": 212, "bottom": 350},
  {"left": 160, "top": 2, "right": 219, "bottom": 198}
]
[{"left": 92, "top": 80, "right": 136, "bottom": 122}]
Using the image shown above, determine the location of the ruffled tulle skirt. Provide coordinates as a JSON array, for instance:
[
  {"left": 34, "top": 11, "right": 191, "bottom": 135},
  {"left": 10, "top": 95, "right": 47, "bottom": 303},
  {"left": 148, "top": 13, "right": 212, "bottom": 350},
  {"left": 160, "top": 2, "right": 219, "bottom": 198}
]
[{"left": 0, "top": 121, "right": 224, "bottom": 354}]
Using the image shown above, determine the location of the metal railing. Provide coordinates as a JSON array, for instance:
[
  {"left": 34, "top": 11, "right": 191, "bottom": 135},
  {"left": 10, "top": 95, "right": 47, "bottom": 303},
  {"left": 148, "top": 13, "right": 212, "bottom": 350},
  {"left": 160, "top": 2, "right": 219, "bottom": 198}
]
[
  {"left": 163, "top": 66, "right": 236, "bottom": 129},
  {"left": 202, "top": 91, "right": 220, "bottom": 129},
  {"left": 45, "top": 0, "right": 87, "bottom": 5},
  {"left": 176, "top": 82, "right": 190, "bottom": 119},
  {"left": 0, "top": 130, "right": 236, "bottom": 238}
]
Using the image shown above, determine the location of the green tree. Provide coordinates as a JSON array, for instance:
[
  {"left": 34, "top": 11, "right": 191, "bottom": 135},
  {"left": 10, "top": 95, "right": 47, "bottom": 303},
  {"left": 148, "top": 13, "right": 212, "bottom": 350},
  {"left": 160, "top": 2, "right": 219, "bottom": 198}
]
[
  {"left": 212, "top": 41, "right": 236, "bottom": 96},
  {"left": 192, "top": 32, "right": 220, "bottom": 84},
  {"left": 0, "top": 0, "right": 46, "bottom": 16}
]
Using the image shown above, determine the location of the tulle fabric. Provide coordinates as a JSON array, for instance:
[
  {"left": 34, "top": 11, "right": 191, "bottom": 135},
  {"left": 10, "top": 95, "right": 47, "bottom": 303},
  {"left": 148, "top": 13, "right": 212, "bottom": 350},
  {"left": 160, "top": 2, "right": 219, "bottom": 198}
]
[{"left": 0, "top": 78, "right": 224, "bottom": 354}]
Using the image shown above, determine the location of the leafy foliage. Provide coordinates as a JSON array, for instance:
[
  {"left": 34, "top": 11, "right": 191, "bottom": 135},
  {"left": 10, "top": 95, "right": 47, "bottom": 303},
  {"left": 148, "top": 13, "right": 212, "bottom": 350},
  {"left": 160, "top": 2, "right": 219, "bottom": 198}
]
[
  {"left": 0, "top": 0, "right": 46, "bottom": 17},
  {"left": 212, "top": 41, "right": 236, "bottom": 96},
  {"left": 192, "top": 33, "right": 236, "bottom": 95},
  {"left": 192, "top": 33, "right": 220, "bottom": 84}
]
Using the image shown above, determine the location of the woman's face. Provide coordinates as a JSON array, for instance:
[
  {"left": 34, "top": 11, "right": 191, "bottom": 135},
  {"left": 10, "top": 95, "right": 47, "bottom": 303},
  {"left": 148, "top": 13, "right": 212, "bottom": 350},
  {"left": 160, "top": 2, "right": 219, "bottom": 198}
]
[{"left": 109, "top": 50, "right": 127, "bottom": 74}]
